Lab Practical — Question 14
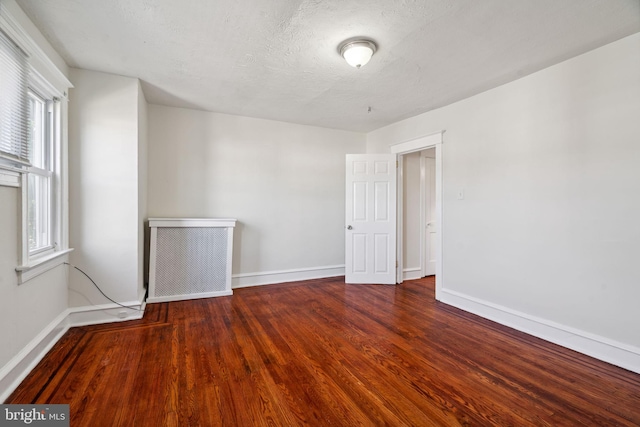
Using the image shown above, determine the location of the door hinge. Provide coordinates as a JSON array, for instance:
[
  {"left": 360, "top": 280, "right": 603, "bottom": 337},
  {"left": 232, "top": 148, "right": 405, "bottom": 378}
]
[
  {"left": 395, "top": 260, "right": 398, "bottom": 268},
  {"left": 396, "top": 160, "right": 398, "bottom": 168}
]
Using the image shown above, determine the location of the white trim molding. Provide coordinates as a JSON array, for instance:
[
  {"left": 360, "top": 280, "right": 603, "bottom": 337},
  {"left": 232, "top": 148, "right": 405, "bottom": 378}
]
[
  {"left": 16, "top": 248, "right": 73, "bottom": 284},
  {"left": 440, "top": 288, "right": 640, "bottom": 374},
  {"left": 147, "top": 290, "right": 232, "bottom": 304},
  {"left": 0, "top": 1, "right": 73, "bottom": 95},
  {"left": 148, "top": 217, "right": 237, "bottom": 228},
  {"left": 390, "top": 131, "right": 444, "bottom": 155},
  {"left": 0, "top": 310, "right": 69, "bottom": 402},
  {"left": 402, "top": 267, "right": 422, "bottom": 281},
  {"left": 0, "top": 169, "right": 20, "bottom": 187},
  {"left": 232, "top": 265, "right": 345, "bottom": 289},
  {"left": 67, "top": 301, "right": 145, "bottom": 327}
]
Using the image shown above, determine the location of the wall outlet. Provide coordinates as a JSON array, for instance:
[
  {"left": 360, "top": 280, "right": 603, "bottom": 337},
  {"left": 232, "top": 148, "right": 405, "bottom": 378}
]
[{"left": 118, "top": 311, "right": 127, "bottom": 319}]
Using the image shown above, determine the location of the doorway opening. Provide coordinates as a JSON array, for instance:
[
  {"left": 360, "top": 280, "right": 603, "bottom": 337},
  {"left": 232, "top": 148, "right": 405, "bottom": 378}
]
[
  {"left": 391, "top": 132, "right": 443, "bottom": 300},
  {"left": 400, "top": 148, "right": 436, "bottom": 280}
]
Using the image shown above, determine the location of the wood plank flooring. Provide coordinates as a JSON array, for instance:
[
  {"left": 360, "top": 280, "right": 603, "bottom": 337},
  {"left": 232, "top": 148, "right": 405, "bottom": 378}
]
[{"left": 7, "top": 277, "right": 640, "bottom": 426}]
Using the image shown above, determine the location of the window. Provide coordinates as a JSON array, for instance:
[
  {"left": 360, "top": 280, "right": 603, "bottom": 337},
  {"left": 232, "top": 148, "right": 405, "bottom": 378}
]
[
  {"left": 27, "top": 91, "right": 56, "bottom": 255},
  {"left": 17, "top": 77, "right": 67, "bottom": 282},
  {"left": 1, "top": 18, "right": 72, "bottom": 283}
]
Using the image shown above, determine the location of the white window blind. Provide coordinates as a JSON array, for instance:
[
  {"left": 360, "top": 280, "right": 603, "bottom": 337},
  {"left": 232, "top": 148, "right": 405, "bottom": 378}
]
[{"left": 0, "top": 29, "right": 30, "bottom": 166}]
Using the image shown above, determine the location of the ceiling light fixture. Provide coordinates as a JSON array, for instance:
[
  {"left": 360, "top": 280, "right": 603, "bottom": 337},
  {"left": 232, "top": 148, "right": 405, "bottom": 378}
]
[{"left": 339, "top": 39, "right": 377, "bottom": 68}]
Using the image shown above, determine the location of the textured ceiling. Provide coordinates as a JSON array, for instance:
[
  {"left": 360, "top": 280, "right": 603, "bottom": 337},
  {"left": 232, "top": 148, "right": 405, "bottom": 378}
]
[{"left": 15, "top": 0, "right": 640, "bottom": 132}]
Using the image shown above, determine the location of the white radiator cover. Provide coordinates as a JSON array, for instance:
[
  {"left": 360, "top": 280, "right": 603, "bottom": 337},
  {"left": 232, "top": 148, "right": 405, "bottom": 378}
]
[{"left": 148, "top": 218, "right": 237, "bottom": 303}]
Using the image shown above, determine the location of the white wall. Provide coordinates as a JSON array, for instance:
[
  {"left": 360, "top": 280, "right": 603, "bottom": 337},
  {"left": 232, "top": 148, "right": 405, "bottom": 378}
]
[
  {"left": 368, "top": 33, "right": 640, "bottom": 366},
  {"left": 148, "top": 105, "right": 366, "bottom": 283},
  {"left": 68, "top": 68, "right": 147, "bottom": 307}
]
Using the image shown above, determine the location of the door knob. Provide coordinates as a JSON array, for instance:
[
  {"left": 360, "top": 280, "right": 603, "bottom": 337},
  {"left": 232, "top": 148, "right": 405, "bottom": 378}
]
[{"left": 347, "top": 225, "right": 353, "bottom": 230}]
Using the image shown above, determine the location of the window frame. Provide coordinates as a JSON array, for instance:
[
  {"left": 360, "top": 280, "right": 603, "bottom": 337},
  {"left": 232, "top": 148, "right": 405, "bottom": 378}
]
[{"left": 15, "top": 62, "right": 71, "bottom": 284}]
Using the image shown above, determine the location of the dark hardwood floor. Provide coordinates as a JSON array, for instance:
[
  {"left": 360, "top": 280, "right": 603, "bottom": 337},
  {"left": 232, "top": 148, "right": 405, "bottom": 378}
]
[{"left": 7, "top": 277, "right": 640, "bottom": 426}]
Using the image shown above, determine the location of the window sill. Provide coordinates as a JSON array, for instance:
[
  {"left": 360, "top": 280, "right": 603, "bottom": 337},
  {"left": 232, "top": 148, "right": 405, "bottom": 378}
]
[{"left": 16, "top": 248, "right": 74, "bottom": 284}]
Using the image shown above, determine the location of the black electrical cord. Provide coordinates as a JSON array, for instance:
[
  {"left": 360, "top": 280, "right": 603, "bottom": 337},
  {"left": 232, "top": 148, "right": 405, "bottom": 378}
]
[{"left": 64, "top": 262, "right": 143, "bottom": 312}]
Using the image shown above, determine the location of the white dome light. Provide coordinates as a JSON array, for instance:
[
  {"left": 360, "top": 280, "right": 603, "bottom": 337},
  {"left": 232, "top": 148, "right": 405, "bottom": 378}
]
[{"left": 340, "top": 40, "right": 377, "bottom": 68}]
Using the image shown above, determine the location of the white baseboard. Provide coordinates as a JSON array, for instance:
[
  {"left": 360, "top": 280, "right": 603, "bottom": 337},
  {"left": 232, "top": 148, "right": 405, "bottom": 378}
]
[
  {"left": 147, "top": 290, "right": 232, "bottom": 303},
  {"left": 232, "top": 265, "right": 345, "bottom": 289},
  {"left": 439, "top": 288, "right": 640, "bottom": 374},
  {"left": 403, "top": 267, "right": 422, "bottom": 281},
  {"left": 0, "top": 310, "right": 69, "bottom": 403},
  {"left": 1, "top": 299, "right": 145, "bottom": 402},
  {"left": 67, "top": 300, "right": 145, "bottom": 327}
]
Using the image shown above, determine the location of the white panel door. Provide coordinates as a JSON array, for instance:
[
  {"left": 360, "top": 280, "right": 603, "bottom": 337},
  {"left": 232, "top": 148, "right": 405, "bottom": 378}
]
[
  {"left": 345, "top": 154, "right": 397, "bottom": 284},
  {"left": 424, "top": 156, "right": 436, "bottom": 276}
]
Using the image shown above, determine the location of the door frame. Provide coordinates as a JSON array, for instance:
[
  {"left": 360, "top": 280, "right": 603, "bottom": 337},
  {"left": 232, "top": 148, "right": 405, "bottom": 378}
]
[{"left": 390, "top": 131, "right": 444, "bottom": 300}]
